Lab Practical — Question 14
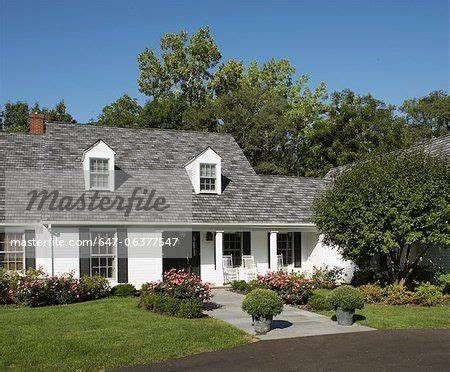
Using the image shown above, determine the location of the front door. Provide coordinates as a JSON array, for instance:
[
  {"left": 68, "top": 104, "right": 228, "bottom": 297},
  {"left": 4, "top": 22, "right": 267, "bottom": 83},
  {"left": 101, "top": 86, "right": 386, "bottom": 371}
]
[{"left": 162, "top": 231, "right": 200, "bottom": 276}]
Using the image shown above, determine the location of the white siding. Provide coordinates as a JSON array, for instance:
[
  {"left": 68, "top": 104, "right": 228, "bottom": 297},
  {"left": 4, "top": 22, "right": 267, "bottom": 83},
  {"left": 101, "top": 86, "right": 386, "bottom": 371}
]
[
  {"left": 301, "top": 232, "right": 355, "bottom": 281},
  {"left": 127, "top": 228, "right": 162, "bottom": 288},
  {"left": 53, "top": 227, "right": 79, "bottom": 277}
]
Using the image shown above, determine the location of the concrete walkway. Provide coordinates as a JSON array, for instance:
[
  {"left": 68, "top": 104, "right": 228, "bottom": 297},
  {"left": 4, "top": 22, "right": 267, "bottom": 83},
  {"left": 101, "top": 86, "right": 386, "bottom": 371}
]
[{"left": 206, "top": 289, "right": 373, "bottom": 340}]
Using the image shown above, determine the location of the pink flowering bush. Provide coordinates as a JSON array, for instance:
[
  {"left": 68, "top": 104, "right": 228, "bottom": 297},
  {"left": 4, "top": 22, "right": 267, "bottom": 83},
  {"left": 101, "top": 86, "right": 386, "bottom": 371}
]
[
  {"left": 142, "top": 269, "right": 211, "bottom": 302},
  {"left": 1, "top": 268, "right": 109, "bottom": 307},
  {"left": 256, "top": 271, "right": 314, "bottom": 304}
]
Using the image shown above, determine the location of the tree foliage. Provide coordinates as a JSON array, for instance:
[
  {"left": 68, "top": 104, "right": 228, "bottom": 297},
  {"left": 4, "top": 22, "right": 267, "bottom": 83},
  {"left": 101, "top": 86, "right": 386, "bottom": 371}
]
[
  {"left": 97, "top": 94, "right": 142, "bottom": 128},
  {"left": 401, "top": 90, "right": 450, "bottom": 137},
  {"left": 312, "top": 150, "right": 449, "bottom": 284},
  {"left": 1, "top": 100, "right": 75, "bottom": 132}
]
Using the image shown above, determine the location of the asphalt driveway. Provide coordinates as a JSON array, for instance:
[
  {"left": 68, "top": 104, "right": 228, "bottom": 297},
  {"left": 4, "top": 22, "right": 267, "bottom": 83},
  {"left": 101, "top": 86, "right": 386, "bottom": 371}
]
[{"left": 118, "top": 329, "right": 450, "bottom": 371}]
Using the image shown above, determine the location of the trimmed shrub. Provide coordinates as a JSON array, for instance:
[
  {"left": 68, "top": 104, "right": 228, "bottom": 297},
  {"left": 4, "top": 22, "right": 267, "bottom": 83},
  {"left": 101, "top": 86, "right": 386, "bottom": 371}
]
[
  {"left": 78, "top": 275, "right": 110, "bottom": 301},
  {"left": 230, "top": 280, "right": 251, "bottom": 294},
  {"left": 242, "top": 289, "right": 283, "bottom": 318},
  {"left": 111, "top": 284, "right": 137, "bottom": 297},
  {"left": 310, "top": 266, "right": 344, "bottom": 289},
  {"left": 358, "top": 284, "right": 384, "bottom": 304},
  {"left": 140, "top": 293, "right": 203, "bottom": 318},
  {"left": 307, "top": 289, "right": 333, "bottom": 311},
  {"left": 329, "top": 285, "right": 364, "bottom": 311},
  {"left": 438, "top": 273, "right": 450, "bottom": 295},
  {"left": 383, "top": 284, "right": 413, "bottom": 305},
  {"left": 256, "top": 271, "right": 313, "bottom": 304},
  {"left": 412, "top": 283, "right": 444, "bottom": 306}
]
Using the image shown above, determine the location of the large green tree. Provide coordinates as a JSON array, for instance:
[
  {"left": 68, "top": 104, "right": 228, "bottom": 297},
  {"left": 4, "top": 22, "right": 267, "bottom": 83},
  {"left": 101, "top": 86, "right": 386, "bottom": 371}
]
[
  {"left": 313, "top": 150, "right": 449, "bottom": 284},
  {"left": 137, "top": 27, "right": 221, "bottom": 104},
  {"left": 97, "top": 94, "right": 142, "bottom": 128},
  {"left": 299, "top": 90, "right": 409, "bottom": 177},
  {"left": 401, "top": 90, "right": 450, "bottom": 137}
]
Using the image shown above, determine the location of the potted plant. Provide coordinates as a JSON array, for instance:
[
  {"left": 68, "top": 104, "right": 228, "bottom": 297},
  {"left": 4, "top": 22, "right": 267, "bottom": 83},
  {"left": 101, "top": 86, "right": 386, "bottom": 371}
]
[
  {"left": 242, "top": 289, "right": 283, "bottom": 334},
  {"left": 329, "top": 285, "right": 364, "bottom": 326}
]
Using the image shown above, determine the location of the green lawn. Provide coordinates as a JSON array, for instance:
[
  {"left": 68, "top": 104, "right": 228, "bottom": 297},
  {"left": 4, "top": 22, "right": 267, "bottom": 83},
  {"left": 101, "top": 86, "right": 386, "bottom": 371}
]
[
  {"left": 319, "top": 301, "right": 450, "bottom": 329},
  {"left": 0, "top": 297, "right": 251, "bottom": 370}
]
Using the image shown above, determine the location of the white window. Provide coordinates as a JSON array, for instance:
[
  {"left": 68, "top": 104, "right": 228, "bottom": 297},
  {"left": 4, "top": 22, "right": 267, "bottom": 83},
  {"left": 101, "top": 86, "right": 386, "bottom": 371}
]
[
  {"left": 200, "top": 163, "right": 216, "bottom": 192},
  {"left": 0, "top": 232, "right": 25, "bottom": 271},
  {"left": 90, "top": 230, "right": 116, "bottom": 279},
  {"left": 90, "top": 158, "right": 110, "bottom": 190}
]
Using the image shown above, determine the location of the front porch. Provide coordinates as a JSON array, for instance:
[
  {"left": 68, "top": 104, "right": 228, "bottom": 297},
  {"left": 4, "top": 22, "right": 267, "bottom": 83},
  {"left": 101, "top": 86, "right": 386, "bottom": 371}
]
[{"left": 165, "top": 228, "right": 351, "bottom": 287}]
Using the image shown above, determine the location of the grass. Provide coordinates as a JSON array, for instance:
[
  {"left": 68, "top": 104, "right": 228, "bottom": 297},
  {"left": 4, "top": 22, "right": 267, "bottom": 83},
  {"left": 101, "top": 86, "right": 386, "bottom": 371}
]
[
  {"left": 0, "top": 297, "right": 251, "bottom": 370},
  {"left": 318, "top": 300, "right": 450, "bottom": 329}
]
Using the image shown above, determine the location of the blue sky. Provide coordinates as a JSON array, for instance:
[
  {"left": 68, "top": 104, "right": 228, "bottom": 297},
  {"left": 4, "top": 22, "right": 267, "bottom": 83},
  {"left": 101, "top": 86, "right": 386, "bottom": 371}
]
[{"left": 1, "top": 0, "right": 448, "bottom": 122}]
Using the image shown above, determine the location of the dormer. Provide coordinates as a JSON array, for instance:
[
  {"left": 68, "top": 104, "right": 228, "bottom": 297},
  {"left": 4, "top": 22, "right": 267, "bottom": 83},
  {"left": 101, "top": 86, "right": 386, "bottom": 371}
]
[
  {"left": 82, "top": 140, "right": 116, "bottom": 191},
  {"left": 185, "top": 147, "right": 222, "bottom": 195}
]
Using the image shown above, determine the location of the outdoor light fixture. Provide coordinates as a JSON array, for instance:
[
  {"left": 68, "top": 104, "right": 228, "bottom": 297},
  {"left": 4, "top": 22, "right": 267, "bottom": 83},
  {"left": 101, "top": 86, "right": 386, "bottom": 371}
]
[{"left": 206, "top": 232, "right": 214, "bottom": 241}]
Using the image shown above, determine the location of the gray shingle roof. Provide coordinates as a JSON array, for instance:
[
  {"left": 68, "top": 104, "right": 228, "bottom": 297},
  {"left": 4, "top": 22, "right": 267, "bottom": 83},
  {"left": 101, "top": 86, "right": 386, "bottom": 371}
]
[{"left": 1, "top": 123, "right": 324, "bottom": 225}]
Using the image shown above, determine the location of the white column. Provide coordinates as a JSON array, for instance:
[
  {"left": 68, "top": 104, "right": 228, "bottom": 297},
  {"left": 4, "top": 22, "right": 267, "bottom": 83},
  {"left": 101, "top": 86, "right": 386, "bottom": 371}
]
[
  {"left": 215, "top": 231, "right": 224, "bottom": 286},
  {"left": 269, "top": 231, "right": 278, "bottom": 271}
]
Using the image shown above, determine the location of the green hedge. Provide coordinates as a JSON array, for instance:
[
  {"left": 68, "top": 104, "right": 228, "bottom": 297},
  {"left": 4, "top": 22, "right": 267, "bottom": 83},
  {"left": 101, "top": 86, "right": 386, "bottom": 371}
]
[
  {"left": 111, "top": 284, "right": 137, "bottom": 297},
  {"left": 241, "top": 289, "right": 283, "bottom": 318},
  {"left": 139, "top": 292, "right": 203, "bottom": 318}
]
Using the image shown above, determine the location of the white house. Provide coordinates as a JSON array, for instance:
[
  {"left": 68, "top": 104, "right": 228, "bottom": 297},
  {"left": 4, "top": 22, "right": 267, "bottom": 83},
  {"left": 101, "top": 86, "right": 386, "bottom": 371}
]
[{"left": 0, "top": 114, "right": 356, "bottom": 287}]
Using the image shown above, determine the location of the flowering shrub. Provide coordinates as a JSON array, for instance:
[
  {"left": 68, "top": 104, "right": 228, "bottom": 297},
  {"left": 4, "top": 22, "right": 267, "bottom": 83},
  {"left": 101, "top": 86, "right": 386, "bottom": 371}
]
[
  {"left": 143, "top": 269, "right": 211, "bottom": 303},
  {"left": 256, "top": 271, "right": 313, "bottom": 304},
  {"left": 14, "top": 272, "right": 79, "bottom": 307},
  {"left": 1, "top": 269, "right": 110, "bottom": 307}
]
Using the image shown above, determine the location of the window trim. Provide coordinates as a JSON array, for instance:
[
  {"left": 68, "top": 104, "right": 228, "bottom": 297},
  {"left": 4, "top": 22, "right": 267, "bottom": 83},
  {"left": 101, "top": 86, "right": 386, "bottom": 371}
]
[
  {"left": 89, "top": 228, "right": 117, "bottom": 281},
  {"left": 199, "top": 163, "right": 217, "bottom": 193},
  {"left": 89, "top": 158, "right": 110, "bottom": 191},
  {"left": 0, "top": 232, "right": 25, "bottom": 272}
]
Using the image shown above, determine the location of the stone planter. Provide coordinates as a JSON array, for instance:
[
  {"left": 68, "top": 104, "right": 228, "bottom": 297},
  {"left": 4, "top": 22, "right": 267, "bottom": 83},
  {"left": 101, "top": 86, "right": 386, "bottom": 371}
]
[
  {"left": 335, "top": 307, "right": 354, "bottom": 326},
  {"left": 253, "top": 316, "right": 273, "bottom": 334}
]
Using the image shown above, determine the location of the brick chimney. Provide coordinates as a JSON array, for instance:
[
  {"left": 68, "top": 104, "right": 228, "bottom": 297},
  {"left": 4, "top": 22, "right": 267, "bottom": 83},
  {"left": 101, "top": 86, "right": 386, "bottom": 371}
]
[{"left": 29, "top": 112, "right": 46, "bottom": 134}]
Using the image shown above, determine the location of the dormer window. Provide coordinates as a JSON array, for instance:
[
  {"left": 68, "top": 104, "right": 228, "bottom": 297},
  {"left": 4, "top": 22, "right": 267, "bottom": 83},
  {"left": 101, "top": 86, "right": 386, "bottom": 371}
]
[
  {"left": 82, "top": 140, "right": 116, "bottom": 191},
  {"left": 90, "top": 158, "right": 110, "bottom": 190},
  {"left": 185, "top": 147, "right": 222, "bottom": 195},
  {"left": 200, "top": 163, "right": 216, "bottom": 192}
]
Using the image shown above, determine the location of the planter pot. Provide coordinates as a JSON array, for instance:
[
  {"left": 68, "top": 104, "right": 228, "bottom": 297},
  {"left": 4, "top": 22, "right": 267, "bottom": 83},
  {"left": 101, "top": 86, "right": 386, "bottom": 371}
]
[
  {"left": 335, "top": 307, "right": 354, "bottom": 326},
  {"left": 253, "top": 316, "right": 273, "bottom": 334}
]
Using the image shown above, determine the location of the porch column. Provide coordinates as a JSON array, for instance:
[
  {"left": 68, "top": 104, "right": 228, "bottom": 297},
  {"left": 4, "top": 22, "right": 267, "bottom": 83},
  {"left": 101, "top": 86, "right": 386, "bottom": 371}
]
[
  {"left": 215, "top": 231, "right": 224, "bottom": 286},
  {"left": 269, "top": 231, "right": 278, "bottom": 270}
]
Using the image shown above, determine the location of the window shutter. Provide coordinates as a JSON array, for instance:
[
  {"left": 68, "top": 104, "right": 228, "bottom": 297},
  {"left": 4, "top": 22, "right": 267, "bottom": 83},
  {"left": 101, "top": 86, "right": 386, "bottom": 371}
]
[
  {"left": 267, "top": 232, "right": 271, "bottom": 269},
  {"left": 79, "top": 227, "right": 91, "bottom": 277},
  {"left": 117, "top": 228, "right": 128, "bottom": 283},
  {"left": 25, "top": 230, "right": 36, "bottom": 270},
  {"left": 242, "top": 231, "right": 251, "bottom": 255},
  {"left": 294, "top": 232, "right": 302, "bottom": 268}
]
